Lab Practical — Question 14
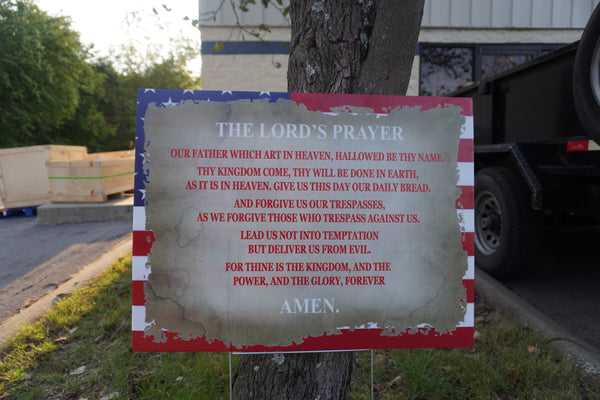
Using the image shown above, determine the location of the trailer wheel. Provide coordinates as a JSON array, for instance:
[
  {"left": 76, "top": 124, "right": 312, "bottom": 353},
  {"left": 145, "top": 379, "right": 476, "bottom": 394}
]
[
  {"left": 474, "top": 167, "right": 542, "bottom": 278},
  {"left": 573, "top": 3, "right": 600, "bottom": 142}
]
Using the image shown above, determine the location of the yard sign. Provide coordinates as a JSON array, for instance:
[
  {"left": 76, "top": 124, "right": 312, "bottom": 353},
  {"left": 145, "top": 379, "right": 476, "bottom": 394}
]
[{"left": 132, "top": 90, "right": 474, "bottom": 352}]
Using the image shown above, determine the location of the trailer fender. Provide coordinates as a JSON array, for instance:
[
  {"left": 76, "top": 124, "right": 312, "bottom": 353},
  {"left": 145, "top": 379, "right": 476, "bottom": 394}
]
[{"left": 573, "top": 3, "right": 600, "bottom": 142}]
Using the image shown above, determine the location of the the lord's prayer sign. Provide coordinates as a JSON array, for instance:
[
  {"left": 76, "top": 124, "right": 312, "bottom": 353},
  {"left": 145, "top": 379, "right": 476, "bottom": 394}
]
[{"left": 131, "top": 90, "right": 474, "bottom": 352}]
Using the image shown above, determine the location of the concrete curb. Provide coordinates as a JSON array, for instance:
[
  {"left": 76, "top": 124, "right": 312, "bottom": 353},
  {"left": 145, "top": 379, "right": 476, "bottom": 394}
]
[
  {"left": 476, "top": 266, "right": 600, "bottom": 380},
  {"left": 36, "top": 197, "right": 133, "bottom": 225},
  {"left": 0, "top": 235, "right": 132, "bottom": 350}
]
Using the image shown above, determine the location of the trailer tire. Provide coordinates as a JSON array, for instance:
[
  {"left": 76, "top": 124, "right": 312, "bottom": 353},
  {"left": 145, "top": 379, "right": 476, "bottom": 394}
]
[
  {"left": 573, "top": 3, "right": 600, "bottom": 142},
  {"left": 474, "top": 167, "right": 543, "bottom": 278}
]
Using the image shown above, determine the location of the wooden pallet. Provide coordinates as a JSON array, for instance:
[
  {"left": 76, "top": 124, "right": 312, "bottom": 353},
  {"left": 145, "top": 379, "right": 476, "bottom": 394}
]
[{"left": 0, "top": 206, "right": 37, "bottom": 218}]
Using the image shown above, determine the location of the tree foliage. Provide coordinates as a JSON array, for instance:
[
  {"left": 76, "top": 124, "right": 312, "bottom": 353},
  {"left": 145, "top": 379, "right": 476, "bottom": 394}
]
[
  {"left": 0, "top": 0, "right": 200, "bottom": 152},
  {"left": 0, "top": 0, "right": 92, "bottom": 146},
  {"left": 90, "top": 54, "right": 201, "bottom": 152}
]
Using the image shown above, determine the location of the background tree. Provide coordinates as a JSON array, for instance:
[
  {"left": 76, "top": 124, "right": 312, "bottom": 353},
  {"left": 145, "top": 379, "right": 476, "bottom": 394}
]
[
  {"left": 85, "top": 6, "right": 200, "bottom": 151},
  {"left": 0, "top": 0, "right": 200, "bottom": 152},
  {"left": 88, "top": 54, "right": 200, "bottom": 152},
  {"left": 48, "top": 62, "right": 118, "bottom": 151},
  {"left": 0, "top": 0, "right": 94, "bottom": 147},
  {"left": 231, "top": 1, "right": 425, "bottom": 399}
]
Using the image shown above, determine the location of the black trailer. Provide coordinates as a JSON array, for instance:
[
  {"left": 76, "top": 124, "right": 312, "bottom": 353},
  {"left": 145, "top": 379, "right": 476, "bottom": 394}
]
[{"left": 452, "top": 4, "right": 600, "bottom": 278}]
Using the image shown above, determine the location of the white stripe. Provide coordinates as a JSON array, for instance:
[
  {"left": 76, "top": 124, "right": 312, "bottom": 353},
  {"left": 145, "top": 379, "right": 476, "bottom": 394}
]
[
  {"left": 458, "top": 162, "right": 475, "bottom": 186},
  {"left": 132, "top": 306, "right": 154, "bottom": 331},
  {"left": 460, "top": 116, "right": 474, "bottom": 139},
  {"left": 457, "top": 209, "right": 475, "bottom": 232},
  {"left": 132, "top": 256, "right": 150, "bottom": 281},
  {"left": 590, "top": 140, "right": 600, "bottom": 151},
  {"left": 463, "top": 256, "right": 475, "bottom": 280},
  {"left": 132, "top": 206, "right": 146, "bottom": 231},
  {"left": 458, "top": 303, "right": 474, "bottom": 328}
]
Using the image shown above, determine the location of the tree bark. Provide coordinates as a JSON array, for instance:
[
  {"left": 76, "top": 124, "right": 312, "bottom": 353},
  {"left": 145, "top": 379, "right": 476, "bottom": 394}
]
[
  {"left": 231, "top": 352, "right": 354, "bottom": 400},
  {"left": 287, "top": 0, "right": 424, "bottom": 95},
  {"left": 357, "top": 0, "right": 425, "bottom": 94},
  {"left": 232, "top": 1, "right": 424, "bottom": 398},
  {"left": 287, "top": 0, "right": 373, "bottom": 93}
]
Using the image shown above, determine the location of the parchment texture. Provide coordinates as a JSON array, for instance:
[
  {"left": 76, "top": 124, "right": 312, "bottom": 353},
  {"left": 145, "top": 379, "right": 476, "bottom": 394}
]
[{"left": 142, "top": 99, "right": 467, "bottom": 348}]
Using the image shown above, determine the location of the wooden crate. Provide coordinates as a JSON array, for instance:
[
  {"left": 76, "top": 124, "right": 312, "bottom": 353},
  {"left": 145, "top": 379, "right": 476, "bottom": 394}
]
[
  {"left": 0, "top": 145, "right": 88, "bottom": 210},
  {"left": 47, "top": 150, "right": 135, "bottom": 203},
  {"left": 86, "top": 150, "right": 135, "bottom": 160}
]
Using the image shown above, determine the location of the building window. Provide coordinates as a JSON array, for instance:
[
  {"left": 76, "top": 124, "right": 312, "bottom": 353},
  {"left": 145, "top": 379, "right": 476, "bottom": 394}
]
[
  {"left": 419, "top": 44, "right": 563, "bottom": 96},
  {"left": 420, "top": 46, "right": 473, "bottom": 96}
]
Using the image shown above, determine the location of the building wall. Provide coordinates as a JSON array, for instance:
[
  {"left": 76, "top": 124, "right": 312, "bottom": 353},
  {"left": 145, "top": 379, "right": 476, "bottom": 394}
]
[
  {"left": 199, "top": 0, "right": 599, "bottom": 94},
  {"left": 200, "top": 27, "right": 290, "bottom": 91},
  {"left": 422, "top": 0, "right": 599, "bottom": 28},
  {"left": 199, "top": 0, "right": 600, "bottom": 29}
]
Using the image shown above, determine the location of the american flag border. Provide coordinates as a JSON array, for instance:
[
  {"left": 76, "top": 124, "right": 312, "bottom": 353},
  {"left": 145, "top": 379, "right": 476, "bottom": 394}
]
[{"left": 131, "top": 90, "right": 474, "bottom": 352}]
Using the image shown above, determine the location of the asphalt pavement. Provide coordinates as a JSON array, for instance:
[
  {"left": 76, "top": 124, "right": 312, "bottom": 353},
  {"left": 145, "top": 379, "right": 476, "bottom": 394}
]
[
  {"left": 476, "top": 267, "right": 600, "bottom": 381},
  {"left": 501, "top": 224, "right": 600, "bottom": 351},
  {"left": 0, "top": 201, "right": 132, "bottom": 345},
  {"left": 486, "top": 223, "right": 600, "bottom": 381}
]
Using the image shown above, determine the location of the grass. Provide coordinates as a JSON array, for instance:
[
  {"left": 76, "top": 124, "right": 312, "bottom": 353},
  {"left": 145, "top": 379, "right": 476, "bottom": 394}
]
[
  {"left": 0, "top": 255, "right": 598, "bottom": 399},
  {"left": 352, "top": 305, "right": 599, "bottom": 399}
]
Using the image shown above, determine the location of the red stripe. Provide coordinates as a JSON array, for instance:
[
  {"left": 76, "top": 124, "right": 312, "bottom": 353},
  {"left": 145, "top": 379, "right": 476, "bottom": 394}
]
[
  {"left": 463, "top": 279, "right": 475, "bottom": 303},
  {"left": 567, "top": 141, "right": 589, "bottom": 152},
  {"left": 132, "top": 281, "right": 146, "bottom": 306},
  {"left": 462, "top": 232, "right": 475, "bottom": 256},
  {"left": 456, "top": 185, "right": 474, "bottom": 209},
  {"left": 458, "top": 138, "right": 474, "bottom": 162},
  {"left": 133, "top": 231, "right": 155, "bottom": 256},
  {"left": 291, "top": 93, "right": 473, "bottom": 116},
  {"left": 132, "top": 327, "right": 473, "bottom": 352}
]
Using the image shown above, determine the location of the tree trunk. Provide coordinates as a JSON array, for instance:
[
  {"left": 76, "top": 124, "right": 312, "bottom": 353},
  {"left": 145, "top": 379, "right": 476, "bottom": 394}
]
[
  {"left": 231, "top": 352, "right": 354, "bottom": 399},
  {"left": 357, "top": 1, "right": 425, "bottom": 94},
  {"left": 287, "top": 0, "right": 424, "bottom": 95},
  {"left": 232, "top": 1, "right": 424, "bottom": 398}
]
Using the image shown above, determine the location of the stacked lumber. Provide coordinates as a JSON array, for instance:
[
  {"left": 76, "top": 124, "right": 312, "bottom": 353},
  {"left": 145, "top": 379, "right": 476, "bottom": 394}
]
[
  {"left": 47, "top": 150, "right": 135, "bottom": 203},
  {"left": 0, "top": 146, "right": 135, "bottom": 211},
  {"left": 0, "top": 145, "right": 87, "bottom": 210}
]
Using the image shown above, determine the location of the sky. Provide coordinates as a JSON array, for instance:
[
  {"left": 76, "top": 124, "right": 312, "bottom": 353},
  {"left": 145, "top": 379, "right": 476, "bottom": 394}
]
[{"left": 35, "top": 0, "right": 201, "bottom": 74}]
